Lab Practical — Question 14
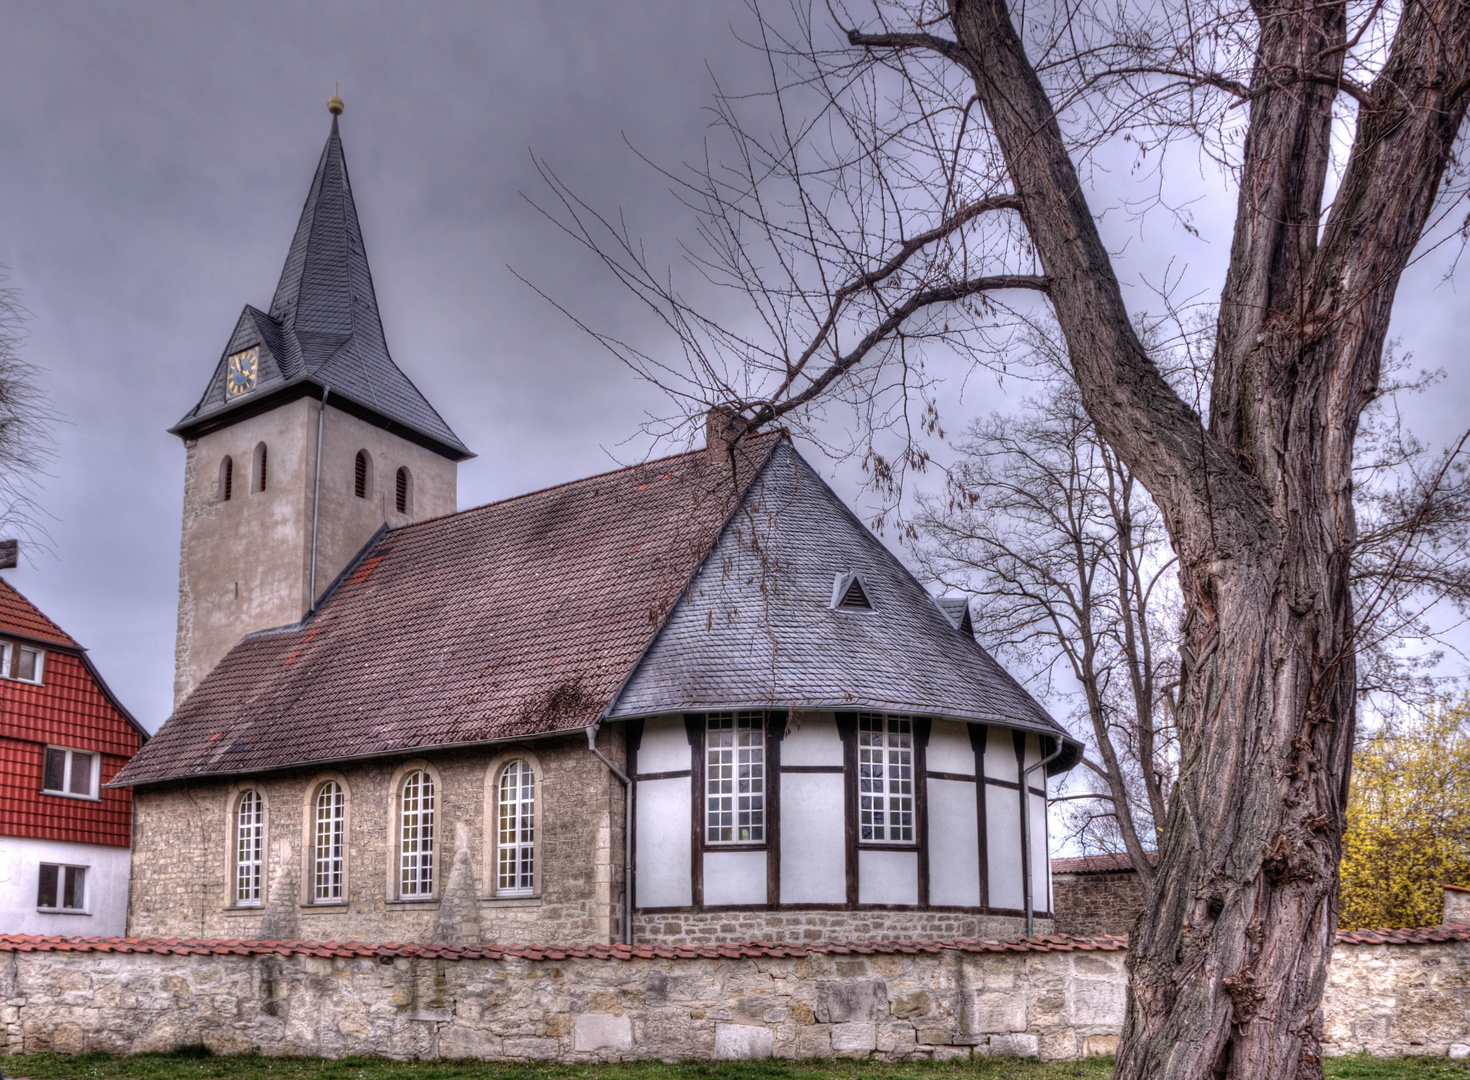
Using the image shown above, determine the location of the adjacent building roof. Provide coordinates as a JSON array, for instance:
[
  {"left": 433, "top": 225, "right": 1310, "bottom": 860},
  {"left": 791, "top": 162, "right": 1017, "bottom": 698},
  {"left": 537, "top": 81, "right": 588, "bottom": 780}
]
[
  {"left": 0, "top": 578, "right": 78, "bottom": 648},
  {"left": 172, "top": 118, "right": 469, "bottom": 460},
  {"left": 1051, "top": 852, "right": 1158, "bottom": 875},
  {"left": 114, "top": 434, "right": 1079, "bottom": 788}
]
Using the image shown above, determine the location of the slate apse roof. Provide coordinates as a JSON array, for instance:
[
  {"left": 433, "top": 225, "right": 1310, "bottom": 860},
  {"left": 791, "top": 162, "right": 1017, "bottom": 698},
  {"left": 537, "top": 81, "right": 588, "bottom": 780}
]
[
  {"left": 172, "top": 118, "right": 468, "bottom": 460},
  {"left": 114, "top": 435, "right": 782, "bottom": 786}
]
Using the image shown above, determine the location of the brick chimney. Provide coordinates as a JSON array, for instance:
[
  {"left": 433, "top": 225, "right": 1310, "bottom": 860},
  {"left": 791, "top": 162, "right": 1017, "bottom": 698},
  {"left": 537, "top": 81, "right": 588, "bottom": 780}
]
[
  {"left": 1443, "top": 884, "right": 1470, "bottom": 925},
  {"left": 704, "top": 406, "right": 747, "bottom": 462}
]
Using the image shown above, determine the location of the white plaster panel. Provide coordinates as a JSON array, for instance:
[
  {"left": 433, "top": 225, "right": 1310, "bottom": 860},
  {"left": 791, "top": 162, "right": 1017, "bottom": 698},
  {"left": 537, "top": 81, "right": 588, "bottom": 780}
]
[
  {"left": 635, "top": 715, "right": 691, "bottom": 775},
  {"left": 857, "top": 848, "right": 918, "bottom": 905},
  {"left": 703, "top": 850, "right": 767, "bottom": 906},
  {"left": 635, "top": 777, "right": 691, "bottom": 908},
  {"left": 927, "top": 779, "right": 981, "bottom": 906},
  {"left": 926, "top": 719, "right": 976, "bottom": 776},
  {"left": 984, "top": 725, "right": 1018, "bottom": 782},
  {"left": 0, "top": 836, "right": 131, "bottom": 937},
  {"left": 780, "top": 713, "right": 843, "bottom": 766},
  {"left": 986, "top": 783, "right": 1024, "bottom": 910},
  {"left": 779, "top": 772, "right": 846, "bottom": 903},
  {"left": 1029, "top": 789, "right": 1051, "bottom": 913},
  {"left": 1022, "top": 732, "right": 1042, "bottom": 771}
]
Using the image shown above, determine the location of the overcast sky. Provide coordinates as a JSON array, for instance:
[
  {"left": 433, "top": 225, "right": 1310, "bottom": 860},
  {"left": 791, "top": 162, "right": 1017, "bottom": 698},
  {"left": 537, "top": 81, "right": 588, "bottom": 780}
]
[{"left": 1, "top": 2, "right": 1467, "bottom": 734}]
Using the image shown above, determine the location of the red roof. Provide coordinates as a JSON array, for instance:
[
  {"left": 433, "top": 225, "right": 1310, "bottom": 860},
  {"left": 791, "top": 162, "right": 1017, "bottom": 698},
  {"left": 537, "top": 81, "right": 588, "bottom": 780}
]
[
  {"left": 116, "top": 434, "right": 781, "bottom": 787},
  {"left": 0, "top": 578, "right": 78, "bottom": 648},
  {"left": 1052, "top": 852, "right": 1157, "bottom": 874}
]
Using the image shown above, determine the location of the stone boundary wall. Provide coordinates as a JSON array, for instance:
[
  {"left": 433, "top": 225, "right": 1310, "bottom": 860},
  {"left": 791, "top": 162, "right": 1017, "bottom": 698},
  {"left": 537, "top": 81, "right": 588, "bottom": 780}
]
[{"left": 0, "top": 930, "right": 1465, "bottom": 1061}]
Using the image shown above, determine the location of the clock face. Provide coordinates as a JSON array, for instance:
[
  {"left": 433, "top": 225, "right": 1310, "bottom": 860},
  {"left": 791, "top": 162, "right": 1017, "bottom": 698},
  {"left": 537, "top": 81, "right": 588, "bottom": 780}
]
[{"left": 226, "top": 348, "right": 258, "bottom": 398}]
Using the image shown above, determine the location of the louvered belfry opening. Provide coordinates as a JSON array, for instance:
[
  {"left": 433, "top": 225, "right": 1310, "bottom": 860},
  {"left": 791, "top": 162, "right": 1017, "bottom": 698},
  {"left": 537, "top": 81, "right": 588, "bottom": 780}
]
[
  {"left": 221, "top": 457, "right": 233, "bottom": 502},
  {"left": 355, "top": 451, "right": 369, "bottom": 499},
  {"left": 838, "top": 576, "right": 872, "bottom": 610},
  {"left": 253, "top": 443, "right": 268, "bottom": 493},
  {"left": 396, "top": 467, "right": 410, "bottom": 515}
]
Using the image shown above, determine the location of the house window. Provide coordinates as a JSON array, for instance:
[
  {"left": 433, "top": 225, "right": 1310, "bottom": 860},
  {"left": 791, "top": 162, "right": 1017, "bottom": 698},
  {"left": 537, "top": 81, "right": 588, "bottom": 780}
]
[
  {"left": 354, "top": 450, "right": 372, "bottom": 499},
  {"left": 706, "top": 712, "right": 765, "bottom": 844},
  {"left": 496, "top": 760, "right": 535, "bottom": 895},
  {"left": 395, "top": 467, "right": 412, "bottom": 515},
  {"left": 399, "top": 770, "right": 434, "bottom": 897},
  {"left": 42, "top": 747, "right": 98, "bottom": 799},
  {"left": 253, "top": 442, "right": 268, "bottom": 493},
  {"left": 37, "top": 864, "right": 86, "bottom": 912},
  {"left": 313, "top": 781, "right": 345, "bottom": 902},
  {"left": 858, "top": 714, "right": 914, "bottom": 843},
  {"left": 2, "top": 642, "right": 45, "bottom": 684},
  {"left": 235, "top": 790, "right": 264, "bottom": 906},
  {"left": 221, "top": 456, "right": 234, "bottom": 501}
]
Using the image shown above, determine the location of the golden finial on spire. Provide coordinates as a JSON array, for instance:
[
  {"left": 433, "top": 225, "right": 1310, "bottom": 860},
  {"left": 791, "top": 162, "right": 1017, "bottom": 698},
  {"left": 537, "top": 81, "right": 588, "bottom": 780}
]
[{"left": 328, "top": 84, "right": 344, "bottom": 116}]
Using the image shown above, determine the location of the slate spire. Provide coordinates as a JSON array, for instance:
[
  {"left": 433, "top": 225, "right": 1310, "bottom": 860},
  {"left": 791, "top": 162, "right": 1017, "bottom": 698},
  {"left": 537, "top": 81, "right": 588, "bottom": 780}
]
[{"left": 173, "top": 104, "right": 470, "bottom": 459}]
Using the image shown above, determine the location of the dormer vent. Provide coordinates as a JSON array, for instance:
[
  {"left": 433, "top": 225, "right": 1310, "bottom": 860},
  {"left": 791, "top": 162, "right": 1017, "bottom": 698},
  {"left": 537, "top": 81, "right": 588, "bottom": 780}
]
[
  {"left": 831, "top": 571, "right": 873, "bottom": 611},
  {"left": 935, "top": 596, "right": 974, "bottom": 635}
]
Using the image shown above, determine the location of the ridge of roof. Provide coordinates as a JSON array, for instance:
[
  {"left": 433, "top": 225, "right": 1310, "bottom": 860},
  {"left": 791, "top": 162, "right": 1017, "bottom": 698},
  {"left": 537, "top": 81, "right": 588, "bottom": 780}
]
[
  {"left": 0, "top": 578, "right": 79, "bottom": 649},
  {"left": 173, "top": 121, "right": 469, "bottom": 459}
]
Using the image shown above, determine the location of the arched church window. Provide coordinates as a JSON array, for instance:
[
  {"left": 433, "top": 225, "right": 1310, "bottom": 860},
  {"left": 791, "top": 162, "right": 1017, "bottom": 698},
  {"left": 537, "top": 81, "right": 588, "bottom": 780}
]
[
  {"left": 398, "top": 770, "right": 434, "bottom": 897},
  {"left": 253, "top": 443, "right": 268, "bottom": 494},
  {"left": 312, "top": 781, "right": 345, "bottom": 902},
  {"left": 354, "top": 451, "right": 372, "bottom": 499},
  {"left": 496, "top": 760, "right": 536, "bottom": 896},
  {"left": 395, "top": 467, "right": 412, "bottom": 515},
  {"left": 706, "top": 712, "right": 766, "bottom": 843},
  {"left": 220, "top": 456, "right": 234, "bottom": 502},
  {"left": 857, "top": 713, "right": 915, "bottom": 843},
  {"left": 234, "top": 789, "right": 263, "bottom": 906}
]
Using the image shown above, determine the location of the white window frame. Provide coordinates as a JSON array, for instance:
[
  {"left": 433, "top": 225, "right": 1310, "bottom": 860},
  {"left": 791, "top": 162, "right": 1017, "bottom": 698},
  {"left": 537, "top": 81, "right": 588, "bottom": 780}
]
[
  {"left": 234, "top": 789, "right": 264, "bottom": 907},
  {"left": 312, "top": 781, "right": 346, "bottom": 903},
  {"left": 41, "top": 746, "right": 100, "bottom": 800},
  {"left": 496, "top": 760, "right": 536, "bottom": 896},
  {"left": 857, "top": 713, "right": 916, "bottom": 844},
  {"left": 398, "top": 770, "right": 435, "bottom": 898},
  {"left": 1, "top": 641, "right": 45, "bottom": 684},
  {"left": 705, "top": 712, "right": 766, "bottom": 845},
  {"left": 36, "top": 862, "right": 88, "bottom": 913}
]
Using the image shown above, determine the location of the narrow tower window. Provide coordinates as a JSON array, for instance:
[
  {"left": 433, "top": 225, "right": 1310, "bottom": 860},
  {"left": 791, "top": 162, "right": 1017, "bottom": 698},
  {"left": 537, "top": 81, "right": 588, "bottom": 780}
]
[
  {"left": 235, "top": 790, "right": 263, "bottom": 906},
  {"left": 253, "top": 443, "right": 268, "bottom": 494},
  {"left": 354, "top": 450, "right": 372, "bottom": 499},
  {"left": 220, "top": 456, "right": 233, "bottom": 502},
  {"left": 395, "top": 467, "right": 412, "bottom": 515},
  {"left": 399, "top": 770, "right": 434, "bottom": 897}
]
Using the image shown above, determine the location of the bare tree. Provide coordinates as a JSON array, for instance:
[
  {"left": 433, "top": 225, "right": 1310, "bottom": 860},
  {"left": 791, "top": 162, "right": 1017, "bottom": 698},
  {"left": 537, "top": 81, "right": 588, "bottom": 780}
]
[
  {"left": 537, "top": 0, "right": 1470, "bottom": 1071},
  {"left": 0, "top": 269, "right": 54, "bottom": 552}
]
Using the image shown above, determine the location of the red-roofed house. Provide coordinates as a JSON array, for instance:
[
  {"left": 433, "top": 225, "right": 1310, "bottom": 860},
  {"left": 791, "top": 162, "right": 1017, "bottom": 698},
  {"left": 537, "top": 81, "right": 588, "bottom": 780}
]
[{"left": 0, "top": 577, "right": 145, "bottom": 935}]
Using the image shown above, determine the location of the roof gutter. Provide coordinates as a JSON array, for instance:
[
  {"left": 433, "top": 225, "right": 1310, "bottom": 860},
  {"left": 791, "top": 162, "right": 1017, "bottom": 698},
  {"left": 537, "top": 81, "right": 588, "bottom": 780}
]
[{"left": 584, "top": 723, "right": 633, "bottom": 946}]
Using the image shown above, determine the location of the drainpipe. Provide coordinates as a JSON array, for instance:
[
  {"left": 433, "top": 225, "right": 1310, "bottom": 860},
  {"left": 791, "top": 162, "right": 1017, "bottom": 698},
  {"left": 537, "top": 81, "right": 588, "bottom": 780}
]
[
  {"left": 309, "top": 387, "right": 330, "bottom": 611},
  {"left": 586, "top": 723, "right": 633, "bottom": 945},
  {"left": 1020, "top": 736, "right": 1065, "bottom": 937}
]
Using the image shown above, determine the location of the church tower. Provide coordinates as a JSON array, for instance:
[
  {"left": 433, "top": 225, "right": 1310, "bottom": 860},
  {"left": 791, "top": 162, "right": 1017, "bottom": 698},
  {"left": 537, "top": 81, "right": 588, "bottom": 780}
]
[{"left": 169, "top": 99, "right": 472, "bottom": 706}]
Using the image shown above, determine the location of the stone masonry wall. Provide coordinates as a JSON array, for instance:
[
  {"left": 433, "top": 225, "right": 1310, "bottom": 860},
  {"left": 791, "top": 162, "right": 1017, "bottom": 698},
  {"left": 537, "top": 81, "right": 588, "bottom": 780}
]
[
  {"left": 127, "top": 729, "right": 625, "bottom": 945},
  {"left": 1052, "top": 873, "right": 1148, "bottom": 938},
  {"left": 0, "top": 933, "right": 1467, "bottom": 1061},
  {"left": 635, "top": 910, "right": 1049, "bottom": 946}
]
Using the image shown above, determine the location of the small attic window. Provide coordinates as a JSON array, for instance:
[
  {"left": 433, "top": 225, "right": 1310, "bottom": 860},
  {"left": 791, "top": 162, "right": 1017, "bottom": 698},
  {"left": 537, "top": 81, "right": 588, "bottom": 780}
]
[{"left": 831, "top": 572, "right": 874, "bottom": 611}]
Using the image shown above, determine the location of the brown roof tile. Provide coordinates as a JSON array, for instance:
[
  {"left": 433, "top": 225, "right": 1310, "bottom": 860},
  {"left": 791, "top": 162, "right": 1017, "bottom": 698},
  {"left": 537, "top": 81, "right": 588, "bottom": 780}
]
[
  {"left": 114, "top": 434, "right": 781, "bottom": 787},
  {"left": 0, "top": 579, "right": 79, "bottom": 649},
  {"left": 1051, "top": 852, "right": 1158, "bottom": 875}
]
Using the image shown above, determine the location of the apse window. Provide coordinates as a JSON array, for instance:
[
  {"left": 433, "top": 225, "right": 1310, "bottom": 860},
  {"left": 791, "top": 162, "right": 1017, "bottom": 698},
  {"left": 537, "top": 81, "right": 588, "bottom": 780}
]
[
  {"left": 36, "top": 863, "right": 86, "bottom": 913},
  {"left": 831, "top": 571, "right": 873, "bottom": 611},
  {"left": 42, "top": 747, "right": 98, "bottom": 799},
  {"left": 354, "top": 451, "right": 373, "bottom": 499},
  {"left": 706, "top": 712, "right": 765, "bottom": 844},
  {"left": 1, "top": 641, "right": 44, "bottom": 684},
  {"left": 857, "top": 713, "right": 915, "bottom": 843}
]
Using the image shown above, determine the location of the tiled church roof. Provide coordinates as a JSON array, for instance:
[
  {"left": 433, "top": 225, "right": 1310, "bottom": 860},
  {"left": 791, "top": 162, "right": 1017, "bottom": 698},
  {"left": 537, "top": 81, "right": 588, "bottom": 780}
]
[
  {"left": 114, "top": 435, "right": 782, "bottom": 786},
  {"left": 172, "top": 117, "right": 469, "bottom": 460}
]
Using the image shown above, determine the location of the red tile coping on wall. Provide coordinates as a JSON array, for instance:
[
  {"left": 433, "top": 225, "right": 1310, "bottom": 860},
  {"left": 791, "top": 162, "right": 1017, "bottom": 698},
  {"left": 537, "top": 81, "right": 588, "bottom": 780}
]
[
  {"left": 0, "top": 933, "right": 1130, "bottom": 961},
  {"left": 0, "top": 926, "right": 1465, "bottom": 961}
]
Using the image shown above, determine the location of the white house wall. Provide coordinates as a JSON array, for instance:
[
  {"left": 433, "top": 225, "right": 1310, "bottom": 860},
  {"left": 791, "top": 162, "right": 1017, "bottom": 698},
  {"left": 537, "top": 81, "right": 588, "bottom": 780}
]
[
  {"left": 635, "top": 716, "right": 689, "bottom": 773},
  {"left": 926, "top": 718, "right": 975, "bottom": 775},
  {"left": 780, "top": 713, "right": 842, "bottom": 765},
  {"left": 858, "top": 849, "right": 918, "bottom": 905},
  {"left": 0, "top": 837, "right": 130, "bottom": 937},
  {"left": 927, "top": 778, "right": 981, "bottom": 906},
  {"left": 703, "top": 851, "right": 766, "bottom": 906},
  {"left": 634, "top": 777, "right": 691, "bottom": 908},
  {"left": 986, "top": 782, "right": 1024, "bottom": 910},
  {"left": 778, "top": 772, "right": 845, "bottom": 903}
]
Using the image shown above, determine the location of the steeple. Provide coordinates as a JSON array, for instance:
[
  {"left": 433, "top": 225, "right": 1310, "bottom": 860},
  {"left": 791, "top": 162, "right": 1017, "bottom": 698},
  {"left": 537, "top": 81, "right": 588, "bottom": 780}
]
[{"left": 172, "top": 108, "right": 470, "bottom": 461}]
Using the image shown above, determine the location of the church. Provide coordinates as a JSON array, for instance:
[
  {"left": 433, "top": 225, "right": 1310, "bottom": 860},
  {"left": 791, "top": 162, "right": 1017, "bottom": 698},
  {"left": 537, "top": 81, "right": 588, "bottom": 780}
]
[{"left": 113, "top": 99, "right": 1081, "bottom": 947}]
